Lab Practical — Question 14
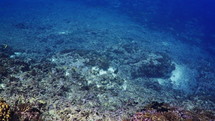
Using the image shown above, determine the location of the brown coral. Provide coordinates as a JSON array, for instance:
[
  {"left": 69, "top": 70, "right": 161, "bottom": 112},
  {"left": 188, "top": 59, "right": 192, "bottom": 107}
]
[
  {"left": 0, "top": 99, "right": 10, "bottom": 121},
  {"left": 11, "top": 103, "right": 42, "bottom": 121},
  {"left": 130, "top": 102, "right": 215, "bottom": 121}
]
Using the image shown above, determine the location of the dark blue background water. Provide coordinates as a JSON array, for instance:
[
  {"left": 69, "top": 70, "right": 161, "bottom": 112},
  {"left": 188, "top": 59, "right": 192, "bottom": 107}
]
[
  {"left": 1, "top": 0, "right": 215, "bottom": 54},
  {"left": 80, "top": 0, "right": 215, "bottom": 55}
]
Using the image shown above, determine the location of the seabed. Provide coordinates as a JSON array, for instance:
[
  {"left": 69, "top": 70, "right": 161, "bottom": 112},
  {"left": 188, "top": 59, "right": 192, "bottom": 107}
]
[{"left": 0, "top": 0, "right": 214, "bottom": 120}]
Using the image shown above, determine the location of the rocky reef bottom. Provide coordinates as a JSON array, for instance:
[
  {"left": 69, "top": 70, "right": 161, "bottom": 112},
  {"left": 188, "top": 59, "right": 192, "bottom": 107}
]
[{"left": 0, "top": 44, "right": 214, "bottom": 121}]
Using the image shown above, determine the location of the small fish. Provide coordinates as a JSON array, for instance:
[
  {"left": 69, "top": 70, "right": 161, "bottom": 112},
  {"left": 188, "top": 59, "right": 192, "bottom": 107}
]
[{"left": 2, "top": 44, "right": 8, "bottom": 49}]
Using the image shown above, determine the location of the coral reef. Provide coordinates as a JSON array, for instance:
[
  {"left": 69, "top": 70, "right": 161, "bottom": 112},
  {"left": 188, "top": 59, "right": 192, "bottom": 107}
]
[
  {"left": 0, "top": 46, "right": 214, "bottom": 120},
  {"left": 132, "top": 53, "right": 175, "bottom": 78},
  {"left": 11, "top": 101, "right": 42, "bottom": 121},
  {"left": 0, "top": 98, "right": 43, "bottom": 121},
  {"left": 106, "top": 43, "right": 175, "bottom": 79},
  {"left": 0, "top": 99, "right": 10, "bottom": 121},
  {"left": 196, "top": 62, "right": 215, "bottom": 98},
  {"left": 0, "top": 1, "right": 215, "bottom": 120},
  {"left": 130, "top": 102, "right": 215, "bottom": 121},
  {"left": 0, "top": 44, "right": 14, "bottom": 57},
  {"left": 59, "top": 49, "right": 110, "bottom": 70}
]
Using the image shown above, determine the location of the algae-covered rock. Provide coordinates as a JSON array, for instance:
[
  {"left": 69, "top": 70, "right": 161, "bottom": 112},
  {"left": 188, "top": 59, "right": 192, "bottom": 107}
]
[{"left": 132, "top": 53, "right": 175, "bottom": 78}]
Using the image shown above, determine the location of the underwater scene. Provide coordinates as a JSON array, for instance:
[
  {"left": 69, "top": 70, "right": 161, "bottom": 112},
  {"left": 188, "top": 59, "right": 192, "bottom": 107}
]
[{"left": 0, "top": 0, "right": 215, "bottom": 120}]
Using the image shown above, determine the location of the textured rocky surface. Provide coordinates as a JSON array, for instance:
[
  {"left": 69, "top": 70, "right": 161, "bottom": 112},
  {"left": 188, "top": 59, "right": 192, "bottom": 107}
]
[{"left": 0, "top": 46, "right": 214, "bottom": 120}]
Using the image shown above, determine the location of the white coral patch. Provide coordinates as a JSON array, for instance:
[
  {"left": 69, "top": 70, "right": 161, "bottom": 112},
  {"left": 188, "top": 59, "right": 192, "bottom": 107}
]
[
  {"left": 170, "top": 63, "right": 184, "bottom": 87},
  {"left": 170, "top": 63, "right": 196, "bottom": 92},
  {"left": 99, "top": 70, "right": 107, "bottom": 75},
  {"left": 65, "top": 71, "right": 70, "bottom": 76}
]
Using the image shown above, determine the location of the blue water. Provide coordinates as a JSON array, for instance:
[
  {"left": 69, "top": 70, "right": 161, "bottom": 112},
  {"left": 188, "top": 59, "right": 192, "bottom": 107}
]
[
  {"left": 82, "top": 0, "right": 215, "bottom": 54},
  {"left": 0, "top": 0, "right": 215, "bottom": 120},
  {"left": 2, "top": 0, "right": 214, "bottom": 54}
]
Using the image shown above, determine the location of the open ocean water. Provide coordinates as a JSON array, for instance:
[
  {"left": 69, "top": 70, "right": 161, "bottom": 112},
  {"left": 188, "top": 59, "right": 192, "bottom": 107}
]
[{"left": 0, "top": 0, "right": 215, "bottom": 120}]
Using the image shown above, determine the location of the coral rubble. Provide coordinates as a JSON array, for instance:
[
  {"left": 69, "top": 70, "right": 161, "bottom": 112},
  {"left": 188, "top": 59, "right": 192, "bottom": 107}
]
[{"left": 0, "top": 46, "right": 214, "bottom": 120}]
